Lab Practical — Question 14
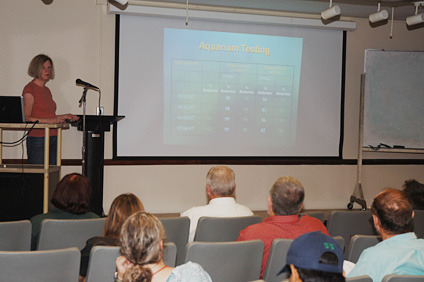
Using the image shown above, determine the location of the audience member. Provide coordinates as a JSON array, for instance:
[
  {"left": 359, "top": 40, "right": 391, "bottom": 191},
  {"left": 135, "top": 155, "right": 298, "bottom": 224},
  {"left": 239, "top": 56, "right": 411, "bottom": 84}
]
[
  {"left": 181, "top": 165, "right": 253, "bottom": 242},
  {"left": 237, "top": 176, "right": 328, "bottom": 278},
  {"left": 280, "top": 231, "right": 345, "bottom": 282},
  {"left": 115, "top": 212, "right": 212, "bottom": 282},
  {"left": 30, "top": 173, "right": 99, "bottom": 250},
  {"left": 402, "top": 179, "right": 424, "bottom": 210},
  {"left": 347, "top": 188, "right": 424, "bottom": 281},
  {"left": 79, "top": 193, "right": 145, "bottom": 281}
]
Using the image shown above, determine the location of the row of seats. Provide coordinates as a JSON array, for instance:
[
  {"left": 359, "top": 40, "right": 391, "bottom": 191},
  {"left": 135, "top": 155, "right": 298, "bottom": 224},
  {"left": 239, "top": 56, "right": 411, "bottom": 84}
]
[{"left": 0, "top": 238, "right": 422, "bottom": 282}]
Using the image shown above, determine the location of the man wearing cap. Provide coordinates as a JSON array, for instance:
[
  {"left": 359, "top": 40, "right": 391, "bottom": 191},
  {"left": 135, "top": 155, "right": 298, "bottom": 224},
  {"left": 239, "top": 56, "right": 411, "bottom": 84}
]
[
  {"left": 181, "top": 165, "right": 253, "bottom": 242},
  {"left": 237, "top": 176, "right": 329, "bottom": 278},
  {"left": 347, "top": 188, "right": 424, "bottom": 282},
  {"left": 282, "top": 231, "right": 345, "bottom": 282}
]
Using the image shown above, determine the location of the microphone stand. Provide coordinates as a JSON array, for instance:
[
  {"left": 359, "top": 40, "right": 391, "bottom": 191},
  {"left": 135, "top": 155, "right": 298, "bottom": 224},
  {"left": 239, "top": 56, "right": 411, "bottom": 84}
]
[{"left": 79, "top": 87, "right": 88, "bottom": 174}]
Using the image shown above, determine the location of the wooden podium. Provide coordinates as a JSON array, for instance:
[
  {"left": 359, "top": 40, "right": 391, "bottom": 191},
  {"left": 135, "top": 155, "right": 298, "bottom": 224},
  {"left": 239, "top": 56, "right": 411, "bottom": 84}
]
[
  {"left": 0, "top": 123, "right": 69, "bottom": 220},
  {"left": 72, "top": 115, "right": 124, "bottom": 216}
]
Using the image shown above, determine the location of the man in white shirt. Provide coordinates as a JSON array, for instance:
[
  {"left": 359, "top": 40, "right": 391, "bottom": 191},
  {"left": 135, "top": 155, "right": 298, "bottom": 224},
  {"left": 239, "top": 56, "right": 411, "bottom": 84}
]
[{"left": 181, "top": 165, "right": 253, "bottom": 242}]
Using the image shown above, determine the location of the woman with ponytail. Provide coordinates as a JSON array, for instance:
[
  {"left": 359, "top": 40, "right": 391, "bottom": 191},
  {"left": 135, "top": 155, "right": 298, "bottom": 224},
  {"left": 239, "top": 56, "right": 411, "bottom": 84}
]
[{"left": 115, "top": 212, "right": 212, "bottom": 282}]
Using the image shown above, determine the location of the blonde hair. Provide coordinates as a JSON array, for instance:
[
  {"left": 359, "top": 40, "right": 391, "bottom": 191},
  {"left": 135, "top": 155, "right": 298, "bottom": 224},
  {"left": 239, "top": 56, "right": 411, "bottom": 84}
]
[
  {"left": 27, "top": 54, "right": 55, "bottom": 80},
  {"left": 120, "top": 212, "right": 165, "bottom": 282}
]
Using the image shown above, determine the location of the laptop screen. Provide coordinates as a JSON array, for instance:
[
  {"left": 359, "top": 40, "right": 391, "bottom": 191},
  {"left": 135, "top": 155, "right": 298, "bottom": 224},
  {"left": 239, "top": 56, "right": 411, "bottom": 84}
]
[{"left": 0, "top": 96, "right": 25, "bottom": 123}]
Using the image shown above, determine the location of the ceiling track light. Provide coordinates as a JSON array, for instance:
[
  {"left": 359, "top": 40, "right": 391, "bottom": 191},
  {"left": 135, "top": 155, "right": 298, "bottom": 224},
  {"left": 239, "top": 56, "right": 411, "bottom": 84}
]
[
  {"left": 321, "top": 0, "right": 341, "bottom": 20},
  {"left": 406, "top": 2, "right": 424, "bottom": 26},
  {"left": 369, "top": 3, "right": 389, "bottom": 23}
]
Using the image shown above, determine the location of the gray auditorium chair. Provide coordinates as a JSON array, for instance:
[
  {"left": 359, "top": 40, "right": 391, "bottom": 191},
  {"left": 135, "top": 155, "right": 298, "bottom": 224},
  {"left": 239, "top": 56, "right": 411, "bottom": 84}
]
[
  {"left": 185, "top": 240, "right": 264, "bottom": 282},
  {"left": 326, "top": 210, "right": 377, "bottom": 249},
  {"left": 160, "top": 216, "right": 190, "bottom": 265},
  {"left": 193, "top": 216, "right": 262, "bottom": 242},
  {"left": 0, "top": 247, "right": 80, "bottom": 281},
  {"left": 85, "top": 246, "right": 120, "bottom": 282},
  {"left": 263, "top": 236, "right": 345, "bottom": 282},
  {"left": 299, "top": 211, "right": 325, "bottom": 222},
  {"left": 382, "top": 274, "right": 424, "bottom": 282},
  {"left": 412, "top": 209, "right": 424, "bottom": 238},
  {"left": 346, "top": 275, "right": 373, "bottom": 282},
  {"left": 85, "top": 242, "right": 176, "bottom": 282},
  {"left": 345, "top": 235, "right": 381, "bottom": 263},
  {"left": 37, "top": 217, "right": 106, "bottom": 250},
  {"left": 263, "top": 238, "right": 293, "bottom": 282},
  {"left": 0, "top": 220, "right": 31, "bottom": 251}
]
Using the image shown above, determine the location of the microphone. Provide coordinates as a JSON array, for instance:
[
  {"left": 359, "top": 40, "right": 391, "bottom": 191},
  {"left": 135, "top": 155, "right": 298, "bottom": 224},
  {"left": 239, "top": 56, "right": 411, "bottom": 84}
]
[{"left": 76, "top": 78, "right": 99, "bottom": 90}]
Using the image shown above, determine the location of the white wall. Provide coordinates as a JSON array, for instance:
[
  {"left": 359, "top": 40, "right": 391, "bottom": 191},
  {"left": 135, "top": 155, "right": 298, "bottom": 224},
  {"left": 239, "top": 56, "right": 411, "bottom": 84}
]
[{"left": 2, "top": 1, "right": 424, "bottom": 214}]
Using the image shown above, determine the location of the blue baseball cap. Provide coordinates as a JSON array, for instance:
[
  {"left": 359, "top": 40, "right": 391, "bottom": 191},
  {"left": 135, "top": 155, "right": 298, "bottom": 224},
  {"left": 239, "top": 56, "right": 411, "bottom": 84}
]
[{"left": 279, "top": 231, "right": 344, "bottom": 274}]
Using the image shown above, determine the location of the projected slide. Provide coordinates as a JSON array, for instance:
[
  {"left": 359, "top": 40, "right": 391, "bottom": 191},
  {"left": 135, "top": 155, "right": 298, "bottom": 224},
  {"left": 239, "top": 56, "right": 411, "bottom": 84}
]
[{"left": 163, "top": 29, "right": 303, "bottom": 147}]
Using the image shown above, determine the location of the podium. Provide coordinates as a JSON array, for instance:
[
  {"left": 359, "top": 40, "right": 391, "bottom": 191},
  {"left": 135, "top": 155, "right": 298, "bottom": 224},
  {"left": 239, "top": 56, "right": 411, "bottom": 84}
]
[
  {"left": 72, "top": 115, "right": 124, "bottom": 216},
  {"left": 0, "top": 123, "right": 69, "bottom": 220}
]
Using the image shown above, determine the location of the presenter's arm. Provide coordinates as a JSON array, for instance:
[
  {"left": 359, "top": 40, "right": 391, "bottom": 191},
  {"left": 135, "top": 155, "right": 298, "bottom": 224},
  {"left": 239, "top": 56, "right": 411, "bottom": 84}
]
[{"left": 23, "top": 93, "right": 78, "bottom": 123}]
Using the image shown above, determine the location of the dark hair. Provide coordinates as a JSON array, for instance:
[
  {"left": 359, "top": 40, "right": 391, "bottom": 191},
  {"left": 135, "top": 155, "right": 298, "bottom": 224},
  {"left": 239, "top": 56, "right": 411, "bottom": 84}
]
[
  {"left": 371, "top": 188, "right": 413, "bottom": 234},
  {"left": 51, "top": 173, "right": 91, "bottom": 214},
  {"left": 290, "top": 252, "right": 345, "bottom": 282},
  {"left": 402, "top": 179, "right": 424, "bottom": 210},
  {"left": 270, "top": 176, "right": 304, "bottom": 215},
  {"left": 103, "top": 193, "right": 144, "bottom": 238}
]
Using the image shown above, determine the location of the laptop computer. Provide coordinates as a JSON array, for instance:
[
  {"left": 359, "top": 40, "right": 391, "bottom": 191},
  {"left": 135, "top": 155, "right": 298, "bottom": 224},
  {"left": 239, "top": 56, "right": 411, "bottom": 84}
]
[{"left": 0, "top": 96, "right": 26, "bottom": 123}]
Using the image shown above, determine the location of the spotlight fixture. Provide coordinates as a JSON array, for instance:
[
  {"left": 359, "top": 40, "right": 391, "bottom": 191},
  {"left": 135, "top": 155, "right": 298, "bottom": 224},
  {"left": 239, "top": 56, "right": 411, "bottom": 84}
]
[
  {"left": 369, "top": 3, "right": 389, "bottom": 23},
  {"left": 406, "top": 2, "right": 424, "bottom": 26},
  {"left": 321, "top": 0, "right": 341, "bottom": 20}
]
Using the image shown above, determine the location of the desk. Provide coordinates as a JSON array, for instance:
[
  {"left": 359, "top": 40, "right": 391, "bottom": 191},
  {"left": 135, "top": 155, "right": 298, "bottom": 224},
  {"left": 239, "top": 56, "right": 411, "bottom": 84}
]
[{"left": 0, "top": 123, "right": 69, "bottom": 214}]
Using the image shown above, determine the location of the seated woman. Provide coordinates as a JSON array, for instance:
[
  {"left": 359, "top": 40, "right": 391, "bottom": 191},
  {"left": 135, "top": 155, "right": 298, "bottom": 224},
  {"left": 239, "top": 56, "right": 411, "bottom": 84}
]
[
  {"left": 79, "top": 193, "right": 144, "bottom": 280},
  {"left": 115, "top": 212, "right": 212, "bottom": 282},
  {"left": 30, "top": 173, "right": 99, "bottom": 250}
]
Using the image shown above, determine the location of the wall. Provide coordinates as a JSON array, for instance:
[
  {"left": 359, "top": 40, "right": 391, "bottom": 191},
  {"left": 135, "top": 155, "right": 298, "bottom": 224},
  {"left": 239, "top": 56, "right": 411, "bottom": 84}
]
[{"left": 1, "top": 1, "right": 424, "bottom": 214}]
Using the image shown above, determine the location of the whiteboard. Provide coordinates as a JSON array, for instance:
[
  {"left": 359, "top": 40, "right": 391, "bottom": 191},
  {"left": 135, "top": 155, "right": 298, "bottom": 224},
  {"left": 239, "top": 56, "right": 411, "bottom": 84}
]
[{"left": 363, "top": 50, "right": 424, "bottom": 149}]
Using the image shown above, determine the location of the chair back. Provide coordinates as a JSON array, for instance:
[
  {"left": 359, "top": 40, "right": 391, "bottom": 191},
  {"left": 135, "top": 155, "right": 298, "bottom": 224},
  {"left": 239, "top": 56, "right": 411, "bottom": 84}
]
[
  {"left": 332, "top": 235, "right": 346, "bottom": 253},
  {"left": 327, "top": 210, "right": 377, "bottom": 248},
  {"left": 0, "top": 220, "right": 31, "bottom": 251},
  {"left": 345, "top": 235, "right": 381, "bottom": 263},
  {"left": 185, "top": 240, "right": 264, "bottom": 282},
  {"left": 412, "top": 209, "right": 424, "bottom": 238},
  {"left": 85, "top": 242, "right": 176, "bottom": 282},
  {"left": 263, "top": 238, "right": 293, "bottom": 282},
  {"left": 194, "top": 216, "right": 262, "bottom": 242},
  {"left": 382, "top": 274, "right": 424, "bottom": 282},
  {"left": 346, "top": 275, "right": 373, "bottom": 282},
  {"left": 37, "top": 217, "right": 106, "bottom": 250},
  {"left": 86, "top": 246, "right": 120, "bottom": 282},
  {"left": 160, "top": 216, "right": 190, "bottom": 265},
  {"left": 263, "top": 236, "right": 345, "bottom": 282},
  {"left": 163, "top": 242, "right": 177, "bottom": 267},
  {"left": 0, "top": 247, "right": 80, "bottom": 281},
  {"left": 299, "top": 212, "right": 325, "bottom": 222}
]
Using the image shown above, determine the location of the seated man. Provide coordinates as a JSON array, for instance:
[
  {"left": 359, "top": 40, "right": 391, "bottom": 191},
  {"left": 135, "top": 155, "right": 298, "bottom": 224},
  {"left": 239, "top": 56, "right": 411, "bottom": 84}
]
[
  {"left": 347, "top": 188, "right": 424, "bottom": 282},
  {"left": 280, "top": 231, "right": 345, "bottom": 282},
  {"left": 237, "top": 176, "right": 328, "bottom": 278},
  {"left": 181, "top": 165, "right": 253, "bottom": 242}
]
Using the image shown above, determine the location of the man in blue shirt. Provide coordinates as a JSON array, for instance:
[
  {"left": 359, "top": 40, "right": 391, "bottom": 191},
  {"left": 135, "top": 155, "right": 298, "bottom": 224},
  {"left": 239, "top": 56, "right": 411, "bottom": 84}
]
[{"left": 347, "top": 188, "right": 424, "bottom": 281}]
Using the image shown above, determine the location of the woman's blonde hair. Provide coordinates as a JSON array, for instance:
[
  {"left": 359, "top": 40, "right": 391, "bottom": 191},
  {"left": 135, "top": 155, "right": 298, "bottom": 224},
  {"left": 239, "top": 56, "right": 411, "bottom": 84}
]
[
  {"left": 120, "top": 212, "right": 165, "bottom": 282},
  {"left": 103, "top": 193, "right": 145, "bottom": 238},
  {"left": 27, "top": 54, "right": 55, "bottom": 80}
]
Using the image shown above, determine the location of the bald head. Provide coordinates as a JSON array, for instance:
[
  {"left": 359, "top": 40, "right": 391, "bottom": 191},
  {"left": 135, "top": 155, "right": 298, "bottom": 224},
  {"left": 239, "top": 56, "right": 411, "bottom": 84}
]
[{"left": 206, "top": 166, "right": 235, "bottom": 197}]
